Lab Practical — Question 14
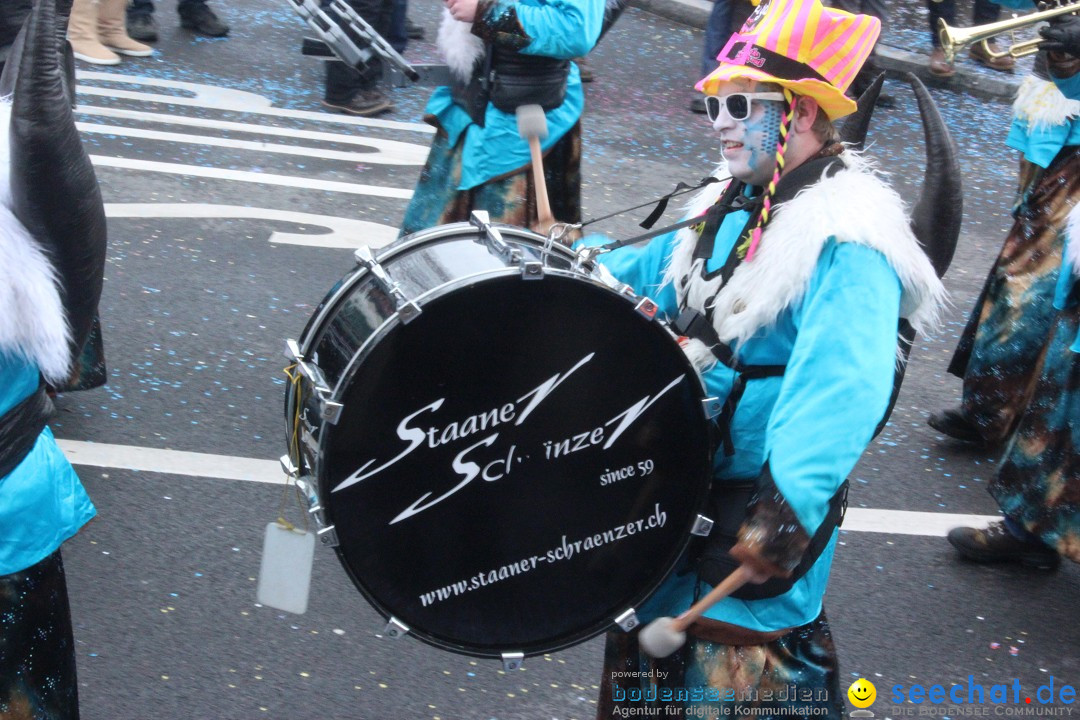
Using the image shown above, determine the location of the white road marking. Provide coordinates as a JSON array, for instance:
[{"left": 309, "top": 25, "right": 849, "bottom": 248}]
[
  {"left": 78, "top": 121, "right": 428, "bottom": 166},
  {"left": 89, "top": 156, "right": 414, "bottom": 199},
  {"left": 77, "top": 106, "right": 430, "bottom": 165},
  {"left": 76, "top": 71, "right": 434, "bottom": 133},
  {"left": 103, "top": 203, "right": 399, "bottom": 248},
  {"left": 56, "top": 440, "right": 999, "bottom": 537}
]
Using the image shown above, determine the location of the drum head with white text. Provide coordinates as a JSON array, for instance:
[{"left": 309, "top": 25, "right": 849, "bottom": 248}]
[{"left": 322, "top": 272, "right": 712, "bottom": 657}]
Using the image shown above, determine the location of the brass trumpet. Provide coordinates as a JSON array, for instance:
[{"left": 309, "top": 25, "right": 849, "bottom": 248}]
[{"left": 939, "top": 1, "right": 1080, "bottom": 63}]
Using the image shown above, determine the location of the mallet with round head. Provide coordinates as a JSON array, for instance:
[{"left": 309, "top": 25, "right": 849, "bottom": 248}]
[
  {"left": 515, "top": 103, "right": 554, "bottom": 228},
  {"left": 637, "top": 564, "right": 754, "bottom": 658}
]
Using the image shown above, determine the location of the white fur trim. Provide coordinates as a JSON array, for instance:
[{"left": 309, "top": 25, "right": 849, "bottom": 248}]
[
  {"left": 1067, "top": 204, "right": 1080, "bottom": 280},
  {"left": 437, "top": 9, "right": 485, "bottom": 84},
  {"left": 1013, "top": 75, "right": 1080, "bottom": 132},
  {"left": 663, "top": 152, "right": 946, "bottom": 364},
  {"left": 0, "top": 100, "right": 72, "bottom": 383}
]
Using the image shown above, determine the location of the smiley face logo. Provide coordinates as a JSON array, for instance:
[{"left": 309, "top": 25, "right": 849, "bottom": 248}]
[{"left": 848, "top": 678, "right": 876, "bottom": 709}]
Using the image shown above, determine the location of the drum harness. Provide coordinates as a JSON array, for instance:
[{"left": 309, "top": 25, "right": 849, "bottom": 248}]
[
  {"left": 0, "top": 381, "right": 53, "bottom": 479},
  {"left": 555, "top": 152, "right": 851, "bottom": 600}
]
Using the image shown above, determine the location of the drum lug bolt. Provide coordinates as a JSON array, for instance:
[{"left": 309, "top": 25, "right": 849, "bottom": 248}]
[
  {"left": 384, "top": 617, "right": 410, "bottom": 640},
  {"left": 634, "top": 297, "right": 659, "bottom": 319},
  {"left": 501, "top": 652, "right": 524, "bottom": 672},
  {"left": 614, "top": 609, "right": 639, "bottom": 632},
  {"left": 320, "top": 398, "right": 344, "bottom": 425},
  {"left": 521, "top": 261, "right": 544, "bottom": 279},
  {"left": 317, "top": 525, "right": 339, "bottom": 547},
  {"left": 691, "top": 515, "right": 715, "bottom": 537}
]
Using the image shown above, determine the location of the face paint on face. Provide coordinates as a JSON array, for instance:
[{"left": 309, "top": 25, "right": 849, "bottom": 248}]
[{"left": 715, "top": 93, "right": 784, "bottom": 186}]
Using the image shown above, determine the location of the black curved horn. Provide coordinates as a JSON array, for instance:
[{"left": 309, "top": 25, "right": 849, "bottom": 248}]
[
  {"left": 905, "top": 71, "right": 962, "bottom": 278},
  {"left": 837, "top": 71, "right": 884, "bottom": 150},
  {"left": 10, "top": 0, "right": 107, "bottom": 360}
]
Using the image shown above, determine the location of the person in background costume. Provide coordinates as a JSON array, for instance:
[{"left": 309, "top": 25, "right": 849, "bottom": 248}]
[
  {"left": 580, "top": 0, "right": 955, "bottom": 715},
  {"left": 397, "top": 0, "right": 605, "bottom": 236},
  {"left": 928, "top": 1, "right": 1080, "bottom": 449},
  {"left": 948, "top": 14, "right": 1080, "bottom": 571},
  {"left": 0, "top": 0, "right": 109, "bottom": 717}
]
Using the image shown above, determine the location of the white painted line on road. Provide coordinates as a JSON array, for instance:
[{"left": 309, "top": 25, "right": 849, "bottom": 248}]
[
  {"left": 77, "top": 106, "right": 430, "bottom": 164},
  {"left": 56, "top": 440, "right": 999, "bottom": 537},
  {"left": 840, "top": 508, "right": 998, "bottom": 537},
  {"left": 76, "top": 71, "right": 434, "bottom": 133},
  {"left": 78, "top": 121, "right": 428, "bottom": 166},
  {"left": 89, "top": 156, "right": 414, "bottom": 199},
  {"left": 57, "top": 439, "right": 283, "bottom": 485},
  {"left": 103, "top": 203, "right": 399, "bottom": 249}
]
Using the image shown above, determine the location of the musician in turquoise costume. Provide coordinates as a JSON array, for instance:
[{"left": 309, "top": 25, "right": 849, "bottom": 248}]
[
  {"left": 928, "top": 0, "right": 1080, "bottom": 450},
  {"left": 949, "top": 14, "right": 1080, "bottom": 570},
  {"left": 579, "top": 0, "right": 955, "bottom": 715},
  {"left": 398, "top": 0, "right": 605, "bottom": 236},
  {"left": 0, "top": 0, "right": 108, "bottom": 716}
]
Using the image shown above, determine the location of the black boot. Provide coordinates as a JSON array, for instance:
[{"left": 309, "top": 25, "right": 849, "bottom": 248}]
[
  {"left": 948, "top": 521, "right": 1060, "bottom": 570},
  {"left": 927, "top": 407, "right": 985, "bottom": 444}
]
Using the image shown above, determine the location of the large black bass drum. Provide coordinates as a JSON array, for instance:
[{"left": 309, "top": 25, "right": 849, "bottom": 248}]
[{"left": 283, "top": 213, "right": 715, "bottom": 664}]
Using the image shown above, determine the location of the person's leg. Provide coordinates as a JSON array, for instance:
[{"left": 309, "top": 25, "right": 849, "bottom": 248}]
[
  {"left": 128, "top": 0, "right": 155, "bottom": 19},
  {"left": 691, "top": 0, "right": 733, "bottom": 112},
  {"left": 701, "top": 0, "right": 733, "bottom": 76},
  {"left": 927, "top": 0, "right": 957, "bottom": 76},
  {"left": 322, "top": 59, "right": 392, "bottom": 115},
  {"left": 99, "top": 0, "right": 153, "bottom": 57},
  {"left": 178, "top": 0, "right": 229, "bottom": 37},
  {"left": 321, "top": 0, "right": 395, "bottom": 115},
  {"left": 0, "top": 552, "right": 81, "bottom": 720},
  {"left": 388, "top": 0, "right": 408, "bottom": 54},
  {"left": 968, "top": 0, "right": 1014, "bottom": 70},
  {"left": 69, "top": 0, "right": 121, "bottom": 65},
  {"left": 127, "top": 0, "right": 158, "bottom": 42}
]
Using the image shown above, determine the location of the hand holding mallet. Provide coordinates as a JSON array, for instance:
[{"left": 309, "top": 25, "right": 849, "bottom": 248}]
[{"left": 636, "top": 564, "right": 756, "bottom": 658}]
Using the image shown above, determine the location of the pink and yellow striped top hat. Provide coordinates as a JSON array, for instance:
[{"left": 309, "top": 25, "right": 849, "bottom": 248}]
[{"left": 695, "top": 0, "right": 880, "bottom": 120}]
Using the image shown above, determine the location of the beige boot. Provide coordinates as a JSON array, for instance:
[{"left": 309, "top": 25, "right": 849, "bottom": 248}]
[
  {"left": 68, "top": 0, "right": 120, "bottom": 65},
  {"left": 98, "top": 0, "right": 153, "bottom": 57}
]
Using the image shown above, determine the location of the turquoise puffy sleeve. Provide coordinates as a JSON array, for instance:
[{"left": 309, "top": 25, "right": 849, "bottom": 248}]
[{"left": 735, "top": 242, "right": 901, "bottom": 570}]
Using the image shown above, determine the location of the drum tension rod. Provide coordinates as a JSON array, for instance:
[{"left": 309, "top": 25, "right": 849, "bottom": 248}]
[
  {"left": 353, "top": 246, "right": 422, "bottom": 323},
  {"left": 469, "top": 211, "right": 536, "bottom": 277},
  {"left": 284, "top": 339, "right": 344, "bottom": 425}
]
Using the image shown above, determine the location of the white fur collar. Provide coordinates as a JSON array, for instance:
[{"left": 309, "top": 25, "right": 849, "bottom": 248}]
[
  {"left": 437, "top": 9, "right": 485, "bottom": 84},
  {"left": 0, "top": 100, "right": 71, "bottom": 383},
  {"left": 1013, "top": 75, "right": 1080, "bottom": 132},
  {"left": 662, "top": 152, "right": 946, "bottom": 367},
  {"left": 1068, "top": 204, "right": 1080, "bottom": 280}
]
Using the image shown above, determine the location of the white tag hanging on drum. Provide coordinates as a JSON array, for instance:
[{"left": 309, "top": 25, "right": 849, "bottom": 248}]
[{"left": 256, "top": 522, "right": 316, "bottom": 614}]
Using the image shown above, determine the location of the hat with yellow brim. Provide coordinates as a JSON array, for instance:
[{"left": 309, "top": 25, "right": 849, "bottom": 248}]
[{"left": 695, "top": 0, "right": 881, "bottom": 121}]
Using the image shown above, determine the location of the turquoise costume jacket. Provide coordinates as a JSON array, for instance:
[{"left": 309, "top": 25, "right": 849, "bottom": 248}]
[
  {"left": 0, "top": 354, "right": 95, "bottom": 576},
  {"left": 576, "top": 157, "right": 944, "bottom": 632},
  {"left": 427, "top": 0, "right": 603, "bottom": 190}
]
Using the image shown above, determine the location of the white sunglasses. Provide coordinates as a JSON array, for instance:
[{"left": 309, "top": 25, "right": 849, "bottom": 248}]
[{"left": 704, "top": 92, "right": 786, "bottom": 122}]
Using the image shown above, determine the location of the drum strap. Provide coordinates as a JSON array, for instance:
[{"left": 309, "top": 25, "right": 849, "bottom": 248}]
[
  {"left": 0, "top": 382, "right": 53, "bottom": 479},
  {"left": 671, "top": 308, "right": 785, "bottom": 457}
]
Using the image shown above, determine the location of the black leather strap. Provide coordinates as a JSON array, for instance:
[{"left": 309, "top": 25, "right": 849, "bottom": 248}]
[
  {"left": 0, "top": 383, "right": 53, "bottom": 479},
  {"left": 672, "top": 308, "right": 785, "bottom": 456},
  {"left": 697, "top": 473, "right": 849, "bottom": 600}
]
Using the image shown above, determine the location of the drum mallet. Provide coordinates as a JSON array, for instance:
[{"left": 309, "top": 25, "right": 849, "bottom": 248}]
[
  {"left": 516, "top": 104, "right": 555, "bottom": 229},
  {"left": 637, "top": 564, "right": 755, "bottom": 658}
]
